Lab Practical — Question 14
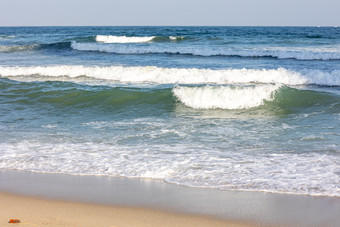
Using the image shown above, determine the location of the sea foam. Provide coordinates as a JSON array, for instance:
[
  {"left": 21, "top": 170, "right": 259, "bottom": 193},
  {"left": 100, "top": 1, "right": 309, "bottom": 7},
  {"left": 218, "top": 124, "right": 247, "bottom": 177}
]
[
  {"left": 1, "top": 65, "right": 339, "bottom": 86},
  {"left": 1, "top": 137, "right": 339, "bottom": 196}
]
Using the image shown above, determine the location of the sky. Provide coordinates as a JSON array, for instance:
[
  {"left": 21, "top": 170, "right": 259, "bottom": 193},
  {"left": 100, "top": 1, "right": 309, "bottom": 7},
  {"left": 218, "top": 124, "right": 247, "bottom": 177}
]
[{"left": 0, "top": 0, "right": 339, "bottom": 26}]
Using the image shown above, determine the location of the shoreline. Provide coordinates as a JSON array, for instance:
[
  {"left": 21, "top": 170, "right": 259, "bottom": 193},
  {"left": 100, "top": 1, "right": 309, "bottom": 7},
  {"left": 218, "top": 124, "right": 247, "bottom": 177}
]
[{"left": 1, "top": 169, "right": 340, "bottom": 226}]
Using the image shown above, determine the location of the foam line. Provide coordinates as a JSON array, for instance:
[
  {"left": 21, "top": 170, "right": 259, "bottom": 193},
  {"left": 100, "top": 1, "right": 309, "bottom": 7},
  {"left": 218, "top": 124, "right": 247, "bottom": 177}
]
[{"left": 1, "top": 65, "right": 339, "bottom": 86}]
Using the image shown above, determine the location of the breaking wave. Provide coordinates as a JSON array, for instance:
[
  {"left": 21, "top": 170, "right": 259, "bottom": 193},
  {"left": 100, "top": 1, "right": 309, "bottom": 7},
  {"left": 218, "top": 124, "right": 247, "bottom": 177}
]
[
  {"left": 2, "top": 79, "right": 337, "bottom": 111},
  {"left": 96, "top": 35, "right": 155, "bottom": 43},
  {"left": 173, "top": 85, "right": 281, "bottom": 109},
  {"left": 1, "top": 65, "right": 339, "bottom": 86},
  {"left": 95, "top": 35, "right": 185, "bottom": 43},
  {"left": 173, "top": 85, "right": 339, "bottom": 110}
]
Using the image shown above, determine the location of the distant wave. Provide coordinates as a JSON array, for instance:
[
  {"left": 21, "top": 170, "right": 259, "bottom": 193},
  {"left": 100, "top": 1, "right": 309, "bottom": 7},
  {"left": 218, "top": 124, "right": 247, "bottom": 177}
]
[
  {"left": 71, "top": 41, "right": 340, "bottom": 60},
  {"left": 1, "top": 65, "right": 340, "bottom": 86},
  {"left": 38, "top": 42, "right": 72, "bottom": 50},
  {"left": 4, "top": 39, "right": 337, "bottom": 61},
  {"left": 0, "top": 45, "right": 36, "bottom": 53},
  {"left": 95, "top": 35, "right": 185, "bottom": 43},
  {"left": 0, "top": 42, "right": 71, "bottom": 53},
  {"left": 0, "top": 35, "right": 16, "bottom": 40},
  {"left": 96, "top": 35, "right": 155, "bottom": 43}
]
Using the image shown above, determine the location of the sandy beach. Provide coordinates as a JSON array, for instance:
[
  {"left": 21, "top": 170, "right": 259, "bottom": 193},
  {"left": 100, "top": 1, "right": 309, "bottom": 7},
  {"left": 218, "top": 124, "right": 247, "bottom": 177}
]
[
  {"left": 1, "top": 170, "right": 339, "bottom": 227},
  {"left": 1, "top": 191, "right": 250, "bottom": 227}
]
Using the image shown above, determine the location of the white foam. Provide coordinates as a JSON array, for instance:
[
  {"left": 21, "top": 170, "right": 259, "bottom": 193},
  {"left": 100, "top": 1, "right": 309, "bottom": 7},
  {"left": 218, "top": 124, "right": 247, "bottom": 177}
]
[
  {"left": 71, "top": 41, "right": 340, "bottom": 60},
  {"left": 96, "top": 35, "right": 155, "bottom": 43},
  {"left": 0, "top": 139, "right": 339, "bottom": 197},
  {"left": 173, "top": 85, "right": 281, "bottom": 109},
  {"left": 1, "top": 65, "right": 339, "bottom": 86}
]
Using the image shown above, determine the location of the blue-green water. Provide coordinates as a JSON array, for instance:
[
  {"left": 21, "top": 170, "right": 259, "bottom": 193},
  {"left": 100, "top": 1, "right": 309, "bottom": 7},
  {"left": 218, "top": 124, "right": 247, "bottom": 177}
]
[{"left": 0, "top": 27, "right": 339, "bottom": 196}]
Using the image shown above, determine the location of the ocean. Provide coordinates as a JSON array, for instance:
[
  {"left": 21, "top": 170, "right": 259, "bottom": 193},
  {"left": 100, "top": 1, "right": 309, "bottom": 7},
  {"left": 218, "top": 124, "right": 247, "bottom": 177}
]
[{"left": 0, "top": 26, "right": 339, "bottom": 197}]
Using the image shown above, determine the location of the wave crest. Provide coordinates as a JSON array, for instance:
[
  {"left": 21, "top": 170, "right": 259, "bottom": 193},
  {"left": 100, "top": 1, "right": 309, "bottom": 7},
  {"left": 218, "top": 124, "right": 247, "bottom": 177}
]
[
  {"left": 173, "top": 85, "right": 281, "bottom": 109},
  {"left": 95, "top": 35, "right": 186, "bottom": 43},
  {"left": 96, "top": 35, "right": 156, "bottom": 43}
]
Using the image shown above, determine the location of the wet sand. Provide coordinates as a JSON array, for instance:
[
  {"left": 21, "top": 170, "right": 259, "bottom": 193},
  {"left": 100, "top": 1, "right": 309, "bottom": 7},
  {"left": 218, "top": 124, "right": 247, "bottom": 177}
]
[{"left": 0, "top": 170, "right": 339, "bottom": 226}]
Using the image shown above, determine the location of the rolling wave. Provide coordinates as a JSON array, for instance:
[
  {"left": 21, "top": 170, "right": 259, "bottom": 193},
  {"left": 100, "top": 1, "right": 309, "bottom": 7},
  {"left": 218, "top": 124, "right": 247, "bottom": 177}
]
[
  {"left": 1, "top": 84, "right": 173, "bottom": 109},
  {"left": 174, "top": 85, "right": 339, "bottom": 110},
  {"left": 2, "top": 80, "right": 337, "bottom": 111},
  {"left": 1, "top": 65, "right": 339, "bottom": 86},
  {"left": 71, "top": 41, "right": 340, "bottom": 60}
]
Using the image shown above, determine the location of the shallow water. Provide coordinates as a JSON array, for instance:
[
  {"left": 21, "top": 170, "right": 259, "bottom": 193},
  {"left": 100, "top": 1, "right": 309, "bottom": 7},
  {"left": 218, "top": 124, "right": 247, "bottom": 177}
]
[{"left": 0, "top": 26, "right": 339, "bottom": 196}]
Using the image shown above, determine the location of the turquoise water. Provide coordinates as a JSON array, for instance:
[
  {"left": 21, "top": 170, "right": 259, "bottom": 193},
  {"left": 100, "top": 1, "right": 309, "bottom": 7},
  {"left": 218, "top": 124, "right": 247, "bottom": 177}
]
[{"left": 0, "top": 27, "right": 339, "bottom": 196}]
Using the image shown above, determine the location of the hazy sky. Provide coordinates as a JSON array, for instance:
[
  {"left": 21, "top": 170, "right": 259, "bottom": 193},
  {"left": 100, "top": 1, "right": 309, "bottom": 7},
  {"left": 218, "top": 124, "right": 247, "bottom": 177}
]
[{"left": 1, "top": 0, "right": 339, "bottom": 26}]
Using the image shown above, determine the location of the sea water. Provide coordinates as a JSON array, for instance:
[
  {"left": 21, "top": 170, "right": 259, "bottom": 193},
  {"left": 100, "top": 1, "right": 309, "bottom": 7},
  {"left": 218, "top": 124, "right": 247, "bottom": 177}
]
[{"left": 0, "top": 27, "right": 339, "bottom": 196}]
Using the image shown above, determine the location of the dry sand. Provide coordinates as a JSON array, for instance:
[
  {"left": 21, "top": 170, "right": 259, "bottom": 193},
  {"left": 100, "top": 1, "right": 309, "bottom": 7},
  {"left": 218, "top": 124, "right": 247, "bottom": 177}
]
[{"left": 0, "top": 191, "right": 252, "bottom": 227}]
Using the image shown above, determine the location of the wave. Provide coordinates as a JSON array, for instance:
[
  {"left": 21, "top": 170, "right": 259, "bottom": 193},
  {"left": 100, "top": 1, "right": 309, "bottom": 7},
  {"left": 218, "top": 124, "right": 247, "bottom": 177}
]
[
  {"left": 173, "top": 85, "right": 280, "bottom": 109},
  {"left": 71, "top": 41, "right": 340, "bottom": 60},
  {"left": 0, "top": 42, "right": 71, "bottom": 53},
  {"left": 95, "top": 35, "right": 185, "bottom": 43},
  {"left": 0, "top": 35, "right": 16, "bottom": 40},
  {"left": 2, "top": 79, "right": 337, "bottom": 111},
  {"left": 174, "top": 85, "right": 339, "bottom": 110},
  {"left": 1, "top": 65, "right": 340, "bottom": 86},
  {"left": 38, "top": 42, "right": 72, "bottom": 51},
  {"left": 1, "top": 84, "right": 173, "bottom": 109},
  {"left": 0, "top": 45, "right": 36, "bottom": 52}
]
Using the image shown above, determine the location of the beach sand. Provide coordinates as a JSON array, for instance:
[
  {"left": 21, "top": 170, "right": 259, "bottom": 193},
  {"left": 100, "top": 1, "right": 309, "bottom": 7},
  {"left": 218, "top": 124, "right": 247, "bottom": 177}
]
[
  {"left": 0, "top": 191, "right": 249, "bottom": 227},
  {"left": 0, "top": 170, "right": 339, "bottom": 227}
]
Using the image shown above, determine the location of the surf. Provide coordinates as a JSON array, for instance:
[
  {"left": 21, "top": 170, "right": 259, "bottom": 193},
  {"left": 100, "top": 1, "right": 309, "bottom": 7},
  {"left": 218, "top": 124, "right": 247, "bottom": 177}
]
[
  {"left": 173, "top": 85, "right": 280, "bottom": 109},
  {"left": 1, "top": 65, "right": 340, "bottom": 86}
]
